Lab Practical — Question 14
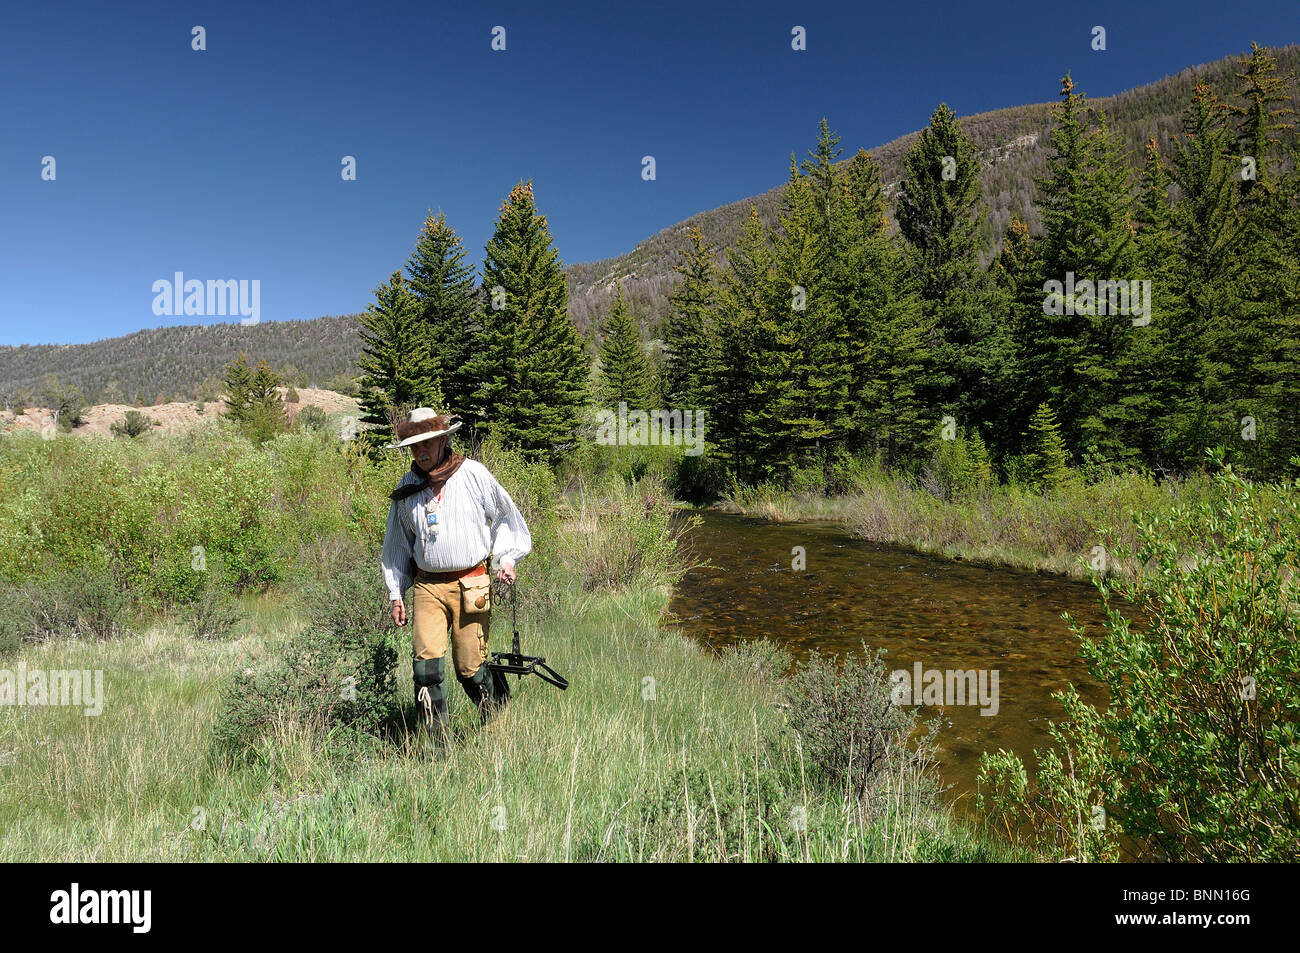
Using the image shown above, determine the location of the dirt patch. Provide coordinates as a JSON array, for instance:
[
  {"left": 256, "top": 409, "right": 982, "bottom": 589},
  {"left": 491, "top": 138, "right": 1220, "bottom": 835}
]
[{"left": 0, "top": 388, "right": 360, "bottom": 438}]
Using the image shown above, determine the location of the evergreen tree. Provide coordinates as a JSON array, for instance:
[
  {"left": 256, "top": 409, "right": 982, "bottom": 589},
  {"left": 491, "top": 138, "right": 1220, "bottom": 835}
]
[
  {"left": 1125, "top": 137, "right": 1181, "bottom": 467},
  {"left": 770, "top": 128, "right": 854, "bottom": 471},
  {"left": 708, "top": 207, "right": 779, "bottom": 483},
  {"left": 1028, "top": 76, "right": 1139, "bottom": 461},
  {"left": 405, "top": 212, "right": 477, "bottom": 424},
  {"left": 1023, "top": 403, "right": 1070, "bottom": 492},
  {"left": 1231, "top": 42, "right": 1296, "bottom": 199},
  {"left": 896, "top": 103, "right": 1011, "bottom": 436},
  {"left": 829, "top": 148, "right": 934, "bottom": 463},
  {"left": 466, "top": 182, "right": 588, "bottom": 463},
  {"left": 1252, "top": 148, "right": 1300, "bottom": 474},
  {"left": 356, "top": 271, "right": 442, "bottom": 450},
  {"left": 897, "top": 103, "right": 983, "bottom": 300},
  {"left": 662, "top": 226, "right": 716, "bottom": 409},
  {"left": 221, "top": 353, "right": 255, "bottom": 424},
  {"left": 597, "top": 284, "right": 651, "bottom": 408},
  {"left": 245, "top": 359, "right": 287, "bottom": 443},
  {"left": 1169, "top": 82, "right": 1244, "bottom": 466}
]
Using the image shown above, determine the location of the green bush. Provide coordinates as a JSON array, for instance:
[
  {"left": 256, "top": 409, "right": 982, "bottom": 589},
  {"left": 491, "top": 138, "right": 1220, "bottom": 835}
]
[
  {"left": 562, "top": 471, "right": 694, "bottom": 594},
  {"left": 785, "top": 645, "right": 941, "bottom": 810},
  {"left": 111, "top": 410, "right": 152, "bottom": 439},
  {"left": 294, "top": 405, "right": 329, "bottom": 432},
  {"left": 668, "top": 451, "right": 728, "bottom": 503},
  {"left": 212, "top": 546, "right": 403, "bottom": 762},
  {"left": 925, "top": 428, "right": 993, "bottom": 500},
  {"left": 181, "top": 570, "right": 243, "bottom": 640},
  {"left": 0, "top": 565, "right": 132, "bottom": 645},
  {"left": 978, "top": 456, "right": 1300, "bottom": 861}
]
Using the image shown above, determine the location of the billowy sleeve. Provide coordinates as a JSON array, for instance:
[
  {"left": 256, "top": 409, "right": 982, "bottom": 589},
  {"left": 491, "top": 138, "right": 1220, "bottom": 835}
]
[
  {"left": 380, "top": 498, "right": 416, "bottom": 602},
  {"left": 485, "top": 472, "right": 532, "bottom": 566}
]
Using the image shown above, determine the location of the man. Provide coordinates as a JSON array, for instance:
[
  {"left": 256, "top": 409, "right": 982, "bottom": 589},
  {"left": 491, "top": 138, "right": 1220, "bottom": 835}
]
[{"left": 380, "top": 408, "right": 532, "bottom": 745}]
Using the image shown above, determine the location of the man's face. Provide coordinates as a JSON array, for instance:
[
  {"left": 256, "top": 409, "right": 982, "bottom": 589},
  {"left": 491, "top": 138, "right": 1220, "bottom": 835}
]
[{"left": 411, "top": 435, "right": 446, "bottom": 471}]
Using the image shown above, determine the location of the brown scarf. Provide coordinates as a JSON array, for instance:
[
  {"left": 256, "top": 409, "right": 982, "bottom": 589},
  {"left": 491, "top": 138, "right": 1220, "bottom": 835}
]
[{"left": 390, "top": 443, "right": 465, "bottom": 501}]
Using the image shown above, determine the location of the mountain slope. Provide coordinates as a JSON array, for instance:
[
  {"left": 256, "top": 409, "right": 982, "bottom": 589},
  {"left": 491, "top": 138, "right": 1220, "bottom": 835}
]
[
  {"left": 565, "top": 43, "right": 1300, "bottom": 334},
  {"left": 0, "top": 315, "right": 362, "bottom": 409},
  {"left": 4, "top": 43, "right": 1296, "bottom": 404}
]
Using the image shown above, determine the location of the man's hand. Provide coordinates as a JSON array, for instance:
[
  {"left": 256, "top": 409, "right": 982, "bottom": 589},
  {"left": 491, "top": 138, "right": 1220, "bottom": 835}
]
[
  {"left": 391, "top": 599, "right": 406, "bottom": 626},
  {"left": 495, "top": 561, "right": 516, "bottom": 586}
]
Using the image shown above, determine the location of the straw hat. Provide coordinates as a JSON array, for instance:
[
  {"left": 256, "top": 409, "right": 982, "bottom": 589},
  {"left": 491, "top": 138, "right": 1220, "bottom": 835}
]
[{"left": 385, "top": 408, "right": 463, "bottom": 449}]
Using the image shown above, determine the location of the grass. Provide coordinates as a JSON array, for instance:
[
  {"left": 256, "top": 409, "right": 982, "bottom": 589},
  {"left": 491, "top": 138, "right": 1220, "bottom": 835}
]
[
  {"left": 724, "top": 468, "right": 1222, "bottom": 579},
  {"left": 0, "top": 585, "right": 1022, "bottom": 862}
]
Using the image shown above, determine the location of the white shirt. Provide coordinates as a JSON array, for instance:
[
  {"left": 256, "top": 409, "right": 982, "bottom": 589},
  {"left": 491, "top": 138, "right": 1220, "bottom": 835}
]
[{"left": 380, "top": 458, "right": 532, "bottom": 602}]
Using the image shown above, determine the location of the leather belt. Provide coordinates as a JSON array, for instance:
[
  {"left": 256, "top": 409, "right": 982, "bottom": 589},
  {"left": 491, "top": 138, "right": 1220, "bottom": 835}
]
[{"left": 415, "top": 561, "right": 488, "bottom": 584}]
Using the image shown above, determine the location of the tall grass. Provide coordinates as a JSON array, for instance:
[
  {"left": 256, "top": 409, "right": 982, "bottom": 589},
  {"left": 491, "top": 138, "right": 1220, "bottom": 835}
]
[
  {"left": 0, "top": 587, "right": 1016, "bottom": 861},
  {"left": 0, "top": 426, "right": 1015, "bottom": 861},
  {"left": 726, "top": 460, "right": 1224, "bottom": 578}
]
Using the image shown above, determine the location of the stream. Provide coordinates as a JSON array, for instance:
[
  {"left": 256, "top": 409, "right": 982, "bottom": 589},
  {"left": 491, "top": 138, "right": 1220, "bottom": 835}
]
[{"left": 667, "top": 509, "right": 1113, "bottom": 814}]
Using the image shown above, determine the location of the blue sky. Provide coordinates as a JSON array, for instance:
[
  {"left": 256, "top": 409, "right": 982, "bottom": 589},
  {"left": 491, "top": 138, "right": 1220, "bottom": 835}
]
[{"left": 0, "top": 0, "right": 1295, "bottom": 346}]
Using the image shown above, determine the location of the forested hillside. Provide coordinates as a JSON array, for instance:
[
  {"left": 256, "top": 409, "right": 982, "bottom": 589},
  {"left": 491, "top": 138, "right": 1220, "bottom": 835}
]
[
  {"left": 0, "top": 315, "right": 363, "bottom": 409},
  {"left": 566, "top": 43, "right": 1300, "bottom": 334},
  {"left": 5, "top": 44, "right": 1297, "bottom": 413}
]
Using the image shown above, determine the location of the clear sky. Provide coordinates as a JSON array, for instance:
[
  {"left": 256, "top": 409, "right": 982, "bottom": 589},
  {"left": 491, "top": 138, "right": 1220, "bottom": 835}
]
[{"left": 1, "top": 0, "right": 1295, "bottom": 346}]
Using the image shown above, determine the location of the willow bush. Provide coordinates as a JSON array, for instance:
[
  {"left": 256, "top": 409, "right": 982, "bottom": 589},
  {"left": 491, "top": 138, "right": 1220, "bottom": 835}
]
[{"left": 978, "top": 455, "right": 1300, "bottom": 861}]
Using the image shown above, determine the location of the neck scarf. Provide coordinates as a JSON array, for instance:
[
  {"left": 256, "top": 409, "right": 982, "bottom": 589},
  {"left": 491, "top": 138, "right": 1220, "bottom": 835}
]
[{"left": 389, "top": 443, "right": 465, "bottom": 501}]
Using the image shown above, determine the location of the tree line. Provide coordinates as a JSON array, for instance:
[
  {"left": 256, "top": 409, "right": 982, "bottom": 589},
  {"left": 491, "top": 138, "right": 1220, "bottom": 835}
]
[
  {"left": 655, "top": 43, "right": 1300, "bottom": 484},
  {"left": 353, "top": 43, "right": 1300, "bottom": 486}
]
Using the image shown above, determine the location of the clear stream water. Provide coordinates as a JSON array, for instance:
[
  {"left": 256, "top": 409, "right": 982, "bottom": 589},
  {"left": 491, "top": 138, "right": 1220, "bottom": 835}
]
[{"left": 666, "top": 509, "right": 1114, "bottom": 814}]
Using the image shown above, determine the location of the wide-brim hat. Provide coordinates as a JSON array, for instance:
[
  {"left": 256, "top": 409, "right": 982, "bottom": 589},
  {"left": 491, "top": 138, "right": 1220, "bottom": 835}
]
[{"left": 385, "top": 408, "right": 463, "bottom": 449}]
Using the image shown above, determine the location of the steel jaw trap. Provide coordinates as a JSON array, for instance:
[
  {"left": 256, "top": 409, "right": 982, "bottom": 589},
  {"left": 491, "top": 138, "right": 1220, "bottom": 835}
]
[{"left": 487, "top": 579, "right": 568, "bottom": 690}]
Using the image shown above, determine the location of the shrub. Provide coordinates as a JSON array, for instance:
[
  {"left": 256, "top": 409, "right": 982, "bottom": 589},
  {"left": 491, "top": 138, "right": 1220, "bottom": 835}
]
[
  {"left": 561, "top": 471, "right": 693, "bottom": 594},
  {"left": 294, "top": 405, "right": 329, "bottom": 432},
  {"left": 669, "top": 451, "right": 728, "bottom": 503},
  {"left": 182, "top": 572, "right": 243, "bottom": 640},
  {"left": 111, "top": 410, "right": 152, "bottom": 439},
  {"left": 925, "top": 428, "right": 993, "bottom": 501},
  {"left": 978, "top": 456, "right": 1300, "bottom": 861},
  {"left": 212, "top": 546, "right": 403, "bottom": 762},
  {"left": 0, "top": 566, "right": 132, "bottom": 644},
  {"left": 785, "top": 645, "right": 941, "bottom": 810}
]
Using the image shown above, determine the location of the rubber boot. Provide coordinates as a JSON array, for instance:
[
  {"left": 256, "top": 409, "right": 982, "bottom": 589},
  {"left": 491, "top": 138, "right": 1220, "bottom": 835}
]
[
  {"left": 458, "top": 662, "right": 511, "bottom": 726},
  {"left": 413, "top": 657, "right": 450, "bottom": 754}
]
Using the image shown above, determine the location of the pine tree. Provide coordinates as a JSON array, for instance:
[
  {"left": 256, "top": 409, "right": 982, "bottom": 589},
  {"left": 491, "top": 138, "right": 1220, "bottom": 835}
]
[
  {"left": 466, "top": 182, "right": 588, "bottom": 463},
  {"left": 221, "top": 353, "right": 255, "bottom": 423},
  {"left": 896, "top": 103, "right": 1011, "bottom": 436},
  {"left": 1028, "top": 76, "right": 1139, "bottom": 461},
  {"left": 244, "top": 359, "right": 287, "bottom": 443},
  {"left": 1125, "top": 137, "right": 1181, "bottom": 467},
  {"left": 1231, "top": 43, "right": 1296, "bottom": 199},
  {"left": 989, "top": 217, "right": 1039, "bottom": 457},
  {"left": 897, "top": 103, "right": 984, "bottom": 300},
  {"left": 1024, "top": 402, "right": 1070, "bottom": 491},
  {"left": 597, "top": 284, "right": 651, "bottom": 408},
  {"left": 356, "top": 271, "right": 442, "bottom": 450},
  {"left": 828, "top": 148, "right": 934, "bottom": 463},
  {"left": 1253, "top": 148, "right": 1300, "bottom": 474},
  {"left": 708, "top": 207, "right": 779, "bottom": 483},
  {"left": 1229, "top": 46, "right": 1298, "bottom": 474},
  {"left": 405, "top": 212, "right": 477, "bottom": 423},
  {"left": 1169, "top": 82, "right": 1244, "bottom": 466},
  {"left": 662, "top": 226, "right": 716, "bottom": 409},
  {"left": 770, "top": 128, "right": 853, "bottom": 471}
]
